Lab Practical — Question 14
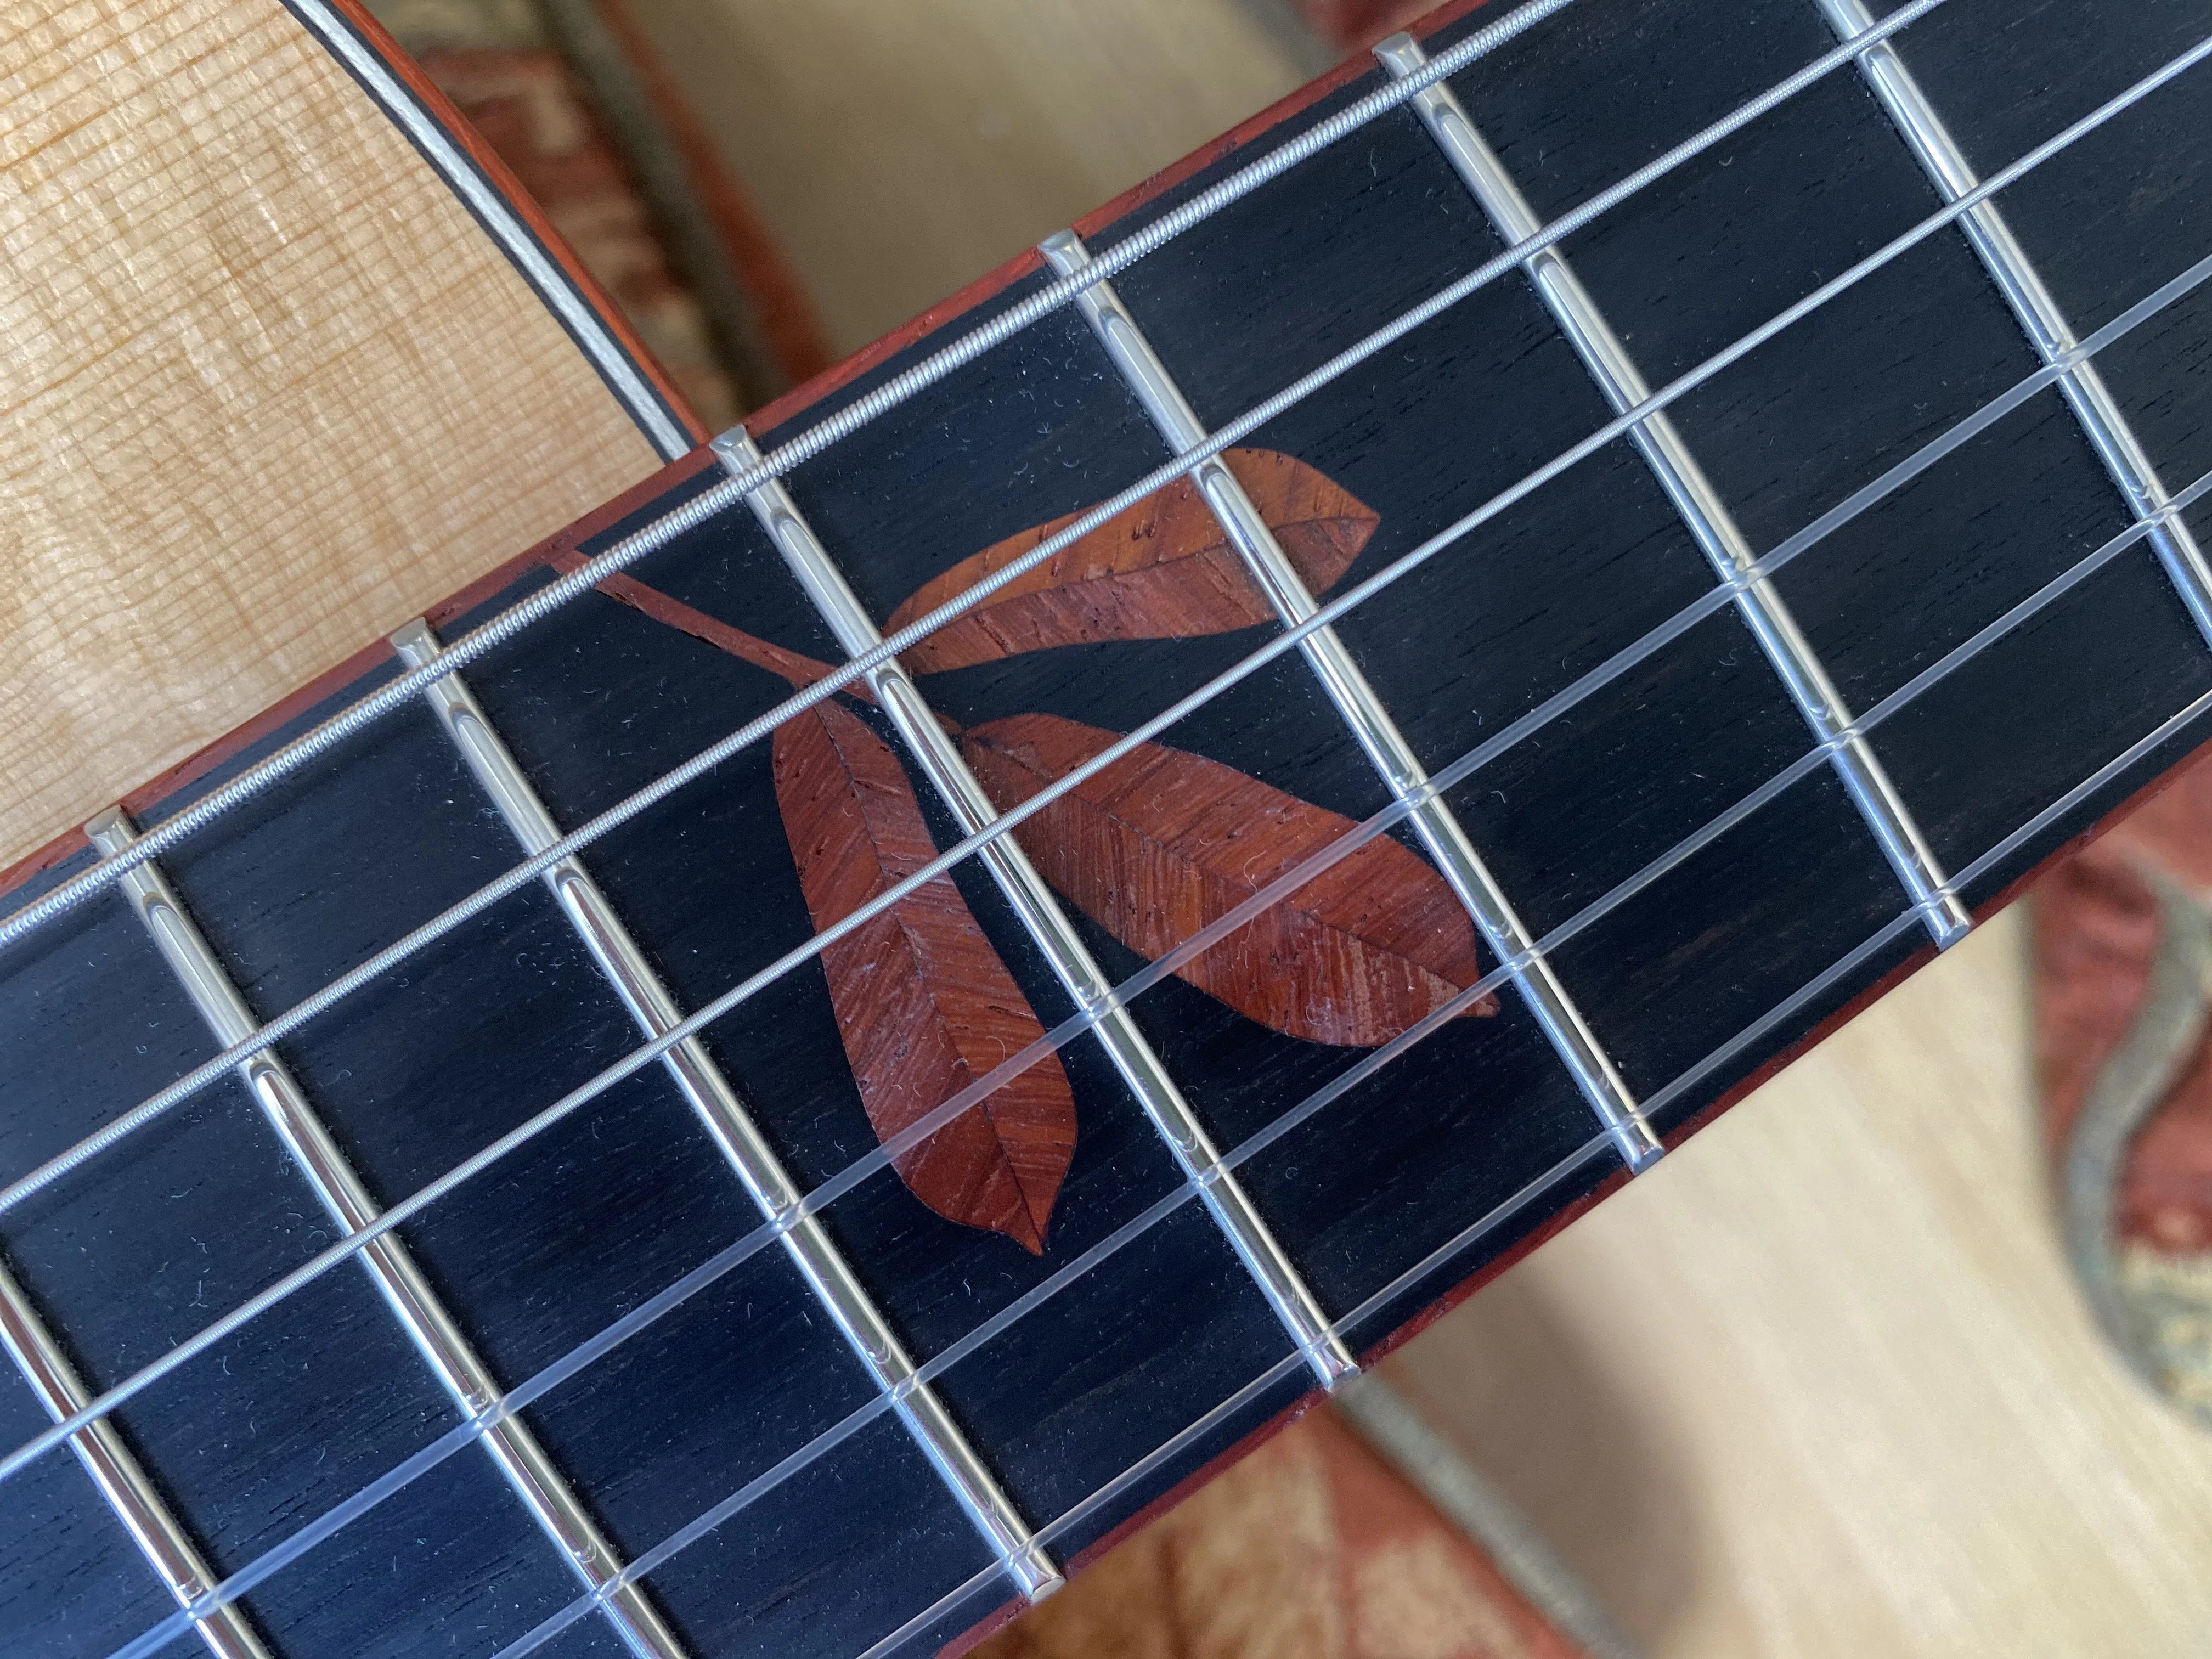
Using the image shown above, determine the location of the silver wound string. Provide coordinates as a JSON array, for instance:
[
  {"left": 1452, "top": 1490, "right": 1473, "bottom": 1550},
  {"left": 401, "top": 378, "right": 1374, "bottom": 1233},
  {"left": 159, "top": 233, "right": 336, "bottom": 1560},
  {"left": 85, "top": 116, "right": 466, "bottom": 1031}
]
[
  {"left": 10, "top": 61, "right": 2210, "bottom": 1513},
  {"left": 26, "top": 26, "right": 2212, "bottom": 1619},
  {"left": 39, "top": 13, "right": 2212, "bottom": 1654},
  {"left": 88, "top": 434, "right": 2212, "bottom": 1659},
  {"left": 0, "top": 0, "right": 1590, "bottom": 958},
  {"left": 0, "top": 3, "right": 2148, "bottom": 1235},
  {"left": 0, "top": 0, "right": 1955, "bottom": 966}
]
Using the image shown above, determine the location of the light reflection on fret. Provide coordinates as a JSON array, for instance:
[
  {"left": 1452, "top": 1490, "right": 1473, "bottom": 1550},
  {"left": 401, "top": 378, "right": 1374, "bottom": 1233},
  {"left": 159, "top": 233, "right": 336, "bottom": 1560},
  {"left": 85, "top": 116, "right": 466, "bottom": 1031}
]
[
  {"left": 1037, "top": 227, "right": 1665, "bottom": 1174},
  {"left": 92, "top": 444, "right": 2212, "bottom": 1659},
  {"left": 15, "top": 54, "right": 2212, "bottom": 1659},
  {"left": 0, "top": 0, "right": 1991, "bottom": 1224},
  {"left": 0, "top": 1256, "right": 273, "bottom": 1659},
  {"left": 712, "top": 427, "right": 1360, "bottom": 1390},
  {"left": 388, "top": 619, "right": 1065, "bottom": 1603},
  {"left": 1376, "top": 31, "right": 1972, "bottom": 957},
  {"left": 82, "top": 810, "right": 695, "bottom": 1659},
  {"left": 1816, "top": 0, "right": 2212, "bottom": 645}
]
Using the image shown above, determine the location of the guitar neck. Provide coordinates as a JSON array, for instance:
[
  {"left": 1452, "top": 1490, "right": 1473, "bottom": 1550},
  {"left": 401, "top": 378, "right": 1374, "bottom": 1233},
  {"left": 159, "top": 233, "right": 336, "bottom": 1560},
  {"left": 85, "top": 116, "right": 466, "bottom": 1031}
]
[{"left": 3, "top": 0, "right": 2211, "bottom": 1655}]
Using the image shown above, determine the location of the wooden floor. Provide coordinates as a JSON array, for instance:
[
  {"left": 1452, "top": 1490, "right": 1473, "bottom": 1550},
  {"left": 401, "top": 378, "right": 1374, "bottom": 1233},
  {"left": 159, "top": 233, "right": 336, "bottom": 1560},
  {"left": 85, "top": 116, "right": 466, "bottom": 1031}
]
[{"left": 629, "top": 3, "right": 2212, "bottom": 1652}]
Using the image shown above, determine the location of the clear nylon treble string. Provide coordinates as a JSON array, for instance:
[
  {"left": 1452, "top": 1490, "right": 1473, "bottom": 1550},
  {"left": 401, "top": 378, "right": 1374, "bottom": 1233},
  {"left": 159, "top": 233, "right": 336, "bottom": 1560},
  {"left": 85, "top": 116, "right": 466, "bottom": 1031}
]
[
  {"left": 90, "top": 358, "right": 2212, "bottom": 1659},
  {"left": 14, "top": 19, "right": 2210, "bottom": 1522},
  {"left": 0, "top": 0, "right": 1971, "bottom": 1228},
  {"left": 39, "top": 26, "right": 2212, "bottom": 1659}
]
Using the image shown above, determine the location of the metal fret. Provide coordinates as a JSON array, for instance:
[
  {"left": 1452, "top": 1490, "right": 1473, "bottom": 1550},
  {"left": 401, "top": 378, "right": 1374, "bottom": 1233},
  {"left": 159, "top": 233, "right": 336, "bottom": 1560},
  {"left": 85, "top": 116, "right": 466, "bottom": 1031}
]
[
  {"left": 12, "top": 22, "right": 2210, "bottom": 1553},
  {"left": 84, "top": 433, "right": 2212, "bottom": 1659},
  {"left": 4, "top": 0, "right": 1965, "bottom": 971},
  {"left": 0, "top": 2, "right": 1975, "bottom": 1194},
  {"left": 387, "top": 622, "right": 1062, "bottom": 1602},
  {"left": 1036, "top": 229, "right": 1665, "bottom": 1172},
  {"left": 712, "top": 430, "right": 1360, "bottom": 1388},
  {"left": 1375, "top": 32, "right": 1973, "bottom": 956},
  {"left": 82, "top": 809, "right": 691, "bottom": 1659},
  {"left": 1814, "top": 0, "right": 2212, "bottom": 648},
  {"left": 0, "top": 1255, "right": 272, "bottom": 1659}
]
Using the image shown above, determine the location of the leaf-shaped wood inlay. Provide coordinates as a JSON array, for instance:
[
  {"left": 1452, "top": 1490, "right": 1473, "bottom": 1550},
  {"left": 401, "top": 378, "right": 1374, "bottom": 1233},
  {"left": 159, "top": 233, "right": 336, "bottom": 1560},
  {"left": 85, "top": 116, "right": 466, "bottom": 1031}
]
[
  {"left": 961, "top": 714, "right": 1498, "bottom": 1046},
  {"left": 774, "top": 697, "right": 1076, "bottom": 1250},
  {"left": 885, "top": 449, "right": 1379, "bottom": 674}
]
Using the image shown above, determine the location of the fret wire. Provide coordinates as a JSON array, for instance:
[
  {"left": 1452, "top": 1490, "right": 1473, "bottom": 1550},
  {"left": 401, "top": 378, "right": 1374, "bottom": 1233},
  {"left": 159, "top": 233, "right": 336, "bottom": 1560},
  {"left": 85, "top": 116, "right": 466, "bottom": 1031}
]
[
  {"left": 715, "top": 427, "right": 1356, "bottom": 1387},
  {"left": 1377, "top": 34, "right": 1971, "bottom": 952},
  {"left": 17, "top": 36, "right": 2194, "bottom": 1654},
  {"left": 1211, "top": 473, "right": 2212, "bottom": 1178},
  {"left": 386, "top": 620, "right": 1064, "bottom": 1601},
  {"left": 81, "top": 810, "right": 695, "bottom": 1659},
  {"left": 128, "top": 605, "right": 2212, "bottom": 1659},
  {"left": 501, "top": 1119, "right": 1624, "bottom": 1659},
  {"left": 0, "top": 0, "right": 1955, "bottom": 965},
  {"left": 1028, "top": 233, "right": 2212, "bottom": 1074},
  {"left": 488, "top": 1115, "right": 1598, "bottom": 1659},
  {"left": 89, "top": 442, "right": 2212, "bottom": 1659},
  {"left": 1038, "top": 229, "right": 1663, "bottom": 1174},
  {"left": 12, "top": 23, "right": 2198, "bottom": 1241},
  {"left": 4, "top": 84, "right": 2204, "bottom": 1523},
  {"left": 0, "top": 4, "right": 2000, "bottom": 1228},
  {"left": 1818, "top": 0, "right": 2212, "bottom": 648},
  {"left": 0, "top": 1255, "right": 275, "bottom": 1659},
  {"left": 735, "top": 899, "right": 1941, "bottom": 1659},
  {"left": 9, "top": 30, "right": 2210, "bottom": 1511}
]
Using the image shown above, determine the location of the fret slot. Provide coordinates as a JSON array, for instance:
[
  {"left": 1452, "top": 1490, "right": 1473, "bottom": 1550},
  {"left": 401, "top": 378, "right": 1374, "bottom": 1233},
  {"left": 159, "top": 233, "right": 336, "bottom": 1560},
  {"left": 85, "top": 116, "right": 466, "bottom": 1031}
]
[
  {"left": 1036, "top": 228, "right": 1664, "bottom": 1175},
  {"left": 389, "top": 617, "right": 1064, "bottom": 1605},
  {"left": 1818, "top": 0, "right": 2212, "bottom": 645},
  {"left": 82, "top": 808, "right": 694, "bottom": 1659},
  {"left": 1378, "top": 29, "right": 1971, "bottom": 952},
  {"left": 712, "top": 429, "right": 1359, "bottom": 1390},
  {"left": 0, "top": 1252, "right": 272, "bottom": 1659}
]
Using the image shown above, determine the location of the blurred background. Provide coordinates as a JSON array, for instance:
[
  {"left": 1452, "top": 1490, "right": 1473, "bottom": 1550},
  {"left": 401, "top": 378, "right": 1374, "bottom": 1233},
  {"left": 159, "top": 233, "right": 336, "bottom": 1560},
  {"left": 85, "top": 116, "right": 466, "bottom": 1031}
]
[{"left": 362, "top": 1, "right": 2212, "bottom": 1651}]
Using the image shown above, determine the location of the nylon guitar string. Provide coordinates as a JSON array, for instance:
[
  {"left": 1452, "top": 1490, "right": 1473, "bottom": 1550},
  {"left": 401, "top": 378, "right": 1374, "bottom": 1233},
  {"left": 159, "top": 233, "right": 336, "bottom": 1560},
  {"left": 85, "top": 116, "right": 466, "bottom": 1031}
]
[
  {"left": 90, "top": 387, "right": 2212, "bottom": 1659},
  {"left": 0, "top": 0, "right": 1971, "bottom": 967},
  {"left": 410, "top": 607, "right": 2212, "bottom": 1659},
  {"left": 0, "top": 0, "right": 2103, "bottom": 1232},
  {"left": 26, "top": 19, "right": 2212, "bottom": 1654},
  {"left": 6, "top": 31, "right": 2209, "bottom": 1514}
]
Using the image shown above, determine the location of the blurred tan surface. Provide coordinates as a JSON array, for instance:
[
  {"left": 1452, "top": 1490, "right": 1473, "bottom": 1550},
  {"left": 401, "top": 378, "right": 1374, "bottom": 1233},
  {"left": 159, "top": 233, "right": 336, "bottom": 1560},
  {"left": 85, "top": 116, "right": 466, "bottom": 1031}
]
[
  {"left": 1387, "top": 909, "right": 2212, "bottom": 1657},
  {"left": 629, "top": 3, "right": 2212, "bottom": 1655},
  {"left": 614, "top": 0, "right": 1324, "bottom": 354},
  {"left": 0, "top": 0, "right": 659, "bottom": 871}
]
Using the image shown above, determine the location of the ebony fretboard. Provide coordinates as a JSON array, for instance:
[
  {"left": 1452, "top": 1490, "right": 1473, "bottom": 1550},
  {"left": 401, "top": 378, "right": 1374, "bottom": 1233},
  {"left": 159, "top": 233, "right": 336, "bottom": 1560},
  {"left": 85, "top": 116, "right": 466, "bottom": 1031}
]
[{"left": 4, "top": 0, "right": 2211, "bottom": 1654}]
